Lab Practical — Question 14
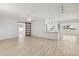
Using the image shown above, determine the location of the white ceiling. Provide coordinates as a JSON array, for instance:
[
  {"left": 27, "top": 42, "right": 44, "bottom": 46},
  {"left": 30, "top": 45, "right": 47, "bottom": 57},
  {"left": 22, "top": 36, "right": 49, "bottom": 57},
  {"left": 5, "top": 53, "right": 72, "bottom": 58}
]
[
  {"left": 0, "top": 3, "right": 59, "bottom": 17},
  {"left": 0, "top": 3, "right": 79, "bottom": 22}
]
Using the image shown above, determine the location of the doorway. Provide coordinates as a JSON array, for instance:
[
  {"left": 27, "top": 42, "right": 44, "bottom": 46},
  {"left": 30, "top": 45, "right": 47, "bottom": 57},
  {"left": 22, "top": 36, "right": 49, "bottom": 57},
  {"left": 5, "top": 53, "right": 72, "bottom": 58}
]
[
  {"left": 18, "top": 22, "right": 26, "bottom": 41},
  {"left": 59, "top": 22, "right": 79, "bottom": 42}
]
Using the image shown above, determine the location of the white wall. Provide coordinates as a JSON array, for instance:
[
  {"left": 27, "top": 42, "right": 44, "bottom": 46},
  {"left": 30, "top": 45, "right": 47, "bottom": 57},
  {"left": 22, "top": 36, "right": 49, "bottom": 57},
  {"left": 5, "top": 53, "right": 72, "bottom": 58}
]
[
  {"left": 0, "top": 3, "right": 79, "bottom": 40},
  {"left": 0, "top": 15, "right": 58, "bottom": 40},
  {"left": 0, "top": 17, "right": 18, "bottom": 40},
  {"left": 31, "top": 17, "right": 58, "bottom": 40}
]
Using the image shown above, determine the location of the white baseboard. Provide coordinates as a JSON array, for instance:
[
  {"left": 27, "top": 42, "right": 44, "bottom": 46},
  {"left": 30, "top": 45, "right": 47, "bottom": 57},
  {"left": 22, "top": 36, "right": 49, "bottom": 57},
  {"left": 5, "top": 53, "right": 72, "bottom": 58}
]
[
  {"left": 0, "top": 36, "right": 17, "bottom": 40},
  {"left": 31, "top": 35, "right": 58, "bottom": 41}
]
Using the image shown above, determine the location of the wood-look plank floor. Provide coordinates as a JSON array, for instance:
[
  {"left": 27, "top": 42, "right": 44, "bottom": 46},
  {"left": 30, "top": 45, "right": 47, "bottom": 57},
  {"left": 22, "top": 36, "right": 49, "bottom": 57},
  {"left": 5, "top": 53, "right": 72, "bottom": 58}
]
[{"left": 0, "top": 36, "right": 79, "bottom": 56}]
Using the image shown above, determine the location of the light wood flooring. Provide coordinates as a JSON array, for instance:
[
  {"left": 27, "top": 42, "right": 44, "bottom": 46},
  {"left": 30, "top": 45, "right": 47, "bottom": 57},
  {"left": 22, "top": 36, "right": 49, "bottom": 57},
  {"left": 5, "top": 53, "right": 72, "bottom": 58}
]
[{"left": 0, "top": 36, "right": 79, "bottom": 56}]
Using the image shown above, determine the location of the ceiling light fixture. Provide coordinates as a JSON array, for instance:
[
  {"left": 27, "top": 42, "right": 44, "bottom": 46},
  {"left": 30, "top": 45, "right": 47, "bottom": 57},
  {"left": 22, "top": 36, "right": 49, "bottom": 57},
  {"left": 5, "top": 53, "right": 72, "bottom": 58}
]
[{"left": 27, "top": 14, "right": 32, "bottom": 22}]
